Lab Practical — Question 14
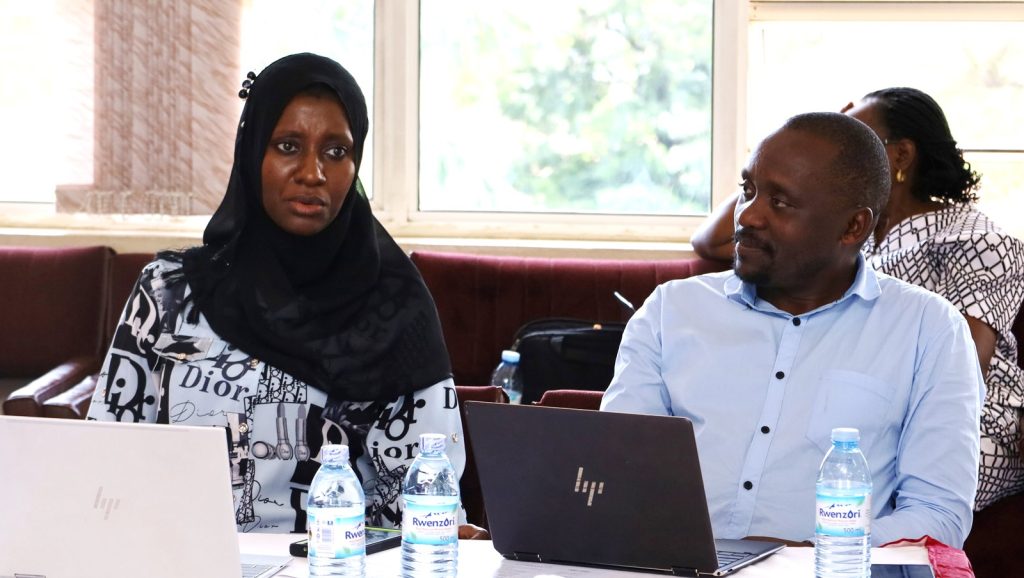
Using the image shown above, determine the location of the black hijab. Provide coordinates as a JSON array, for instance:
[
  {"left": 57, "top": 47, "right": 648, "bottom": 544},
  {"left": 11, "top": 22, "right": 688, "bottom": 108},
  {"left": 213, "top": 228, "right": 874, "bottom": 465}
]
[{"left": 177, "top": 53, "right": 451, "bottom": 401}]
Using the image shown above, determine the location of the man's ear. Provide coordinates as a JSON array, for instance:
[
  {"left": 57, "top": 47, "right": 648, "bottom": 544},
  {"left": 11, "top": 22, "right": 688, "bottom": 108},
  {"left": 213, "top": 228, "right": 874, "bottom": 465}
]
[{"left": 841, "top": 207, "right": 875, "bottom": 247}]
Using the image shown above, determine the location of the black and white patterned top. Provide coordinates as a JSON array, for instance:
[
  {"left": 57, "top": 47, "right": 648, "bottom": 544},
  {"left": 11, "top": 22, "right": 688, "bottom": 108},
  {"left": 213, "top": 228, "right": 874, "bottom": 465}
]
[
  {"left": 864, "top": 205, "right": 1024, "bottom": 509},
  {"left": 87, "top": 258, "right": 466, "bottom": 532}
]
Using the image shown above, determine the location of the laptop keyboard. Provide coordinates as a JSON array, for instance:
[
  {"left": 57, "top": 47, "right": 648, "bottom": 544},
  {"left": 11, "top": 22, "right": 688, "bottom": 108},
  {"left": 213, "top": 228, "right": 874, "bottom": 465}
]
[
  {"left": 716, "top": 549, "right": 756, "bottom": 568},
  {"left": 241, "top": 562, "right": 277, "bottom": 578}
]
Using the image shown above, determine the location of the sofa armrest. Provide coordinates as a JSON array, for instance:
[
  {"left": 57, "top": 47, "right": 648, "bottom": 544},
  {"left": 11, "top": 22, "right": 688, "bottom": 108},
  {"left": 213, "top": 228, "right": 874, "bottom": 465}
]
[
  {"left": 42, "top": 374, "right": 99, "bottom": 420},
  {"left": 2, "top": 356, "right": 101, "bottom": 417}
]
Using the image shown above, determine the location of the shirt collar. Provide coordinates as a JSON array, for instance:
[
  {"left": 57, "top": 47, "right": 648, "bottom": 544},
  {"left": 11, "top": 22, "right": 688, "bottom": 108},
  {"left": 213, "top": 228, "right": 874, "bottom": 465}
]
[{"left": 724, "top": 253, "right": 881, "bottom": 316}]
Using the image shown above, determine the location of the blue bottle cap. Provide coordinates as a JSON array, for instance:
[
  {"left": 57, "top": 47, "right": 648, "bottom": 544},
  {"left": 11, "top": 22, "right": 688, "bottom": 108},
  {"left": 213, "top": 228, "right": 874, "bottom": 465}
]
[
  {"left": 501, "top": 350, "right": 521, "bottom": 363},
  {"left": 831, "top": 427, "right": 860, "bottom": 443},
  {"left": 320, "top": 444, "right": 349, "bottom": 465},
  {"left": 419, "top": 433, "right": 447, "bottom": 454}
]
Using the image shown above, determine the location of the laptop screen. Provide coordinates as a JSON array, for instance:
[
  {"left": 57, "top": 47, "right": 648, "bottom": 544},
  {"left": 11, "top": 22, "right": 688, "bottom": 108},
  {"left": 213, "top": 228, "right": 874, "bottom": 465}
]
[
  {"left": 0, "top": 416, "right": 245, "bottom": 578},
  {"left": 464, "top": 402, "right": 724, "bottom": 573}
]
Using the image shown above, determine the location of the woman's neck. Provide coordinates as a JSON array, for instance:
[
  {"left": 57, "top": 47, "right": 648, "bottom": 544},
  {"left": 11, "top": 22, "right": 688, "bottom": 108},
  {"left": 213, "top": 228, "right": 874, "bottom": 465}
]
[{"left": 875, "top": 185, "right": 946, "bottom": 243}]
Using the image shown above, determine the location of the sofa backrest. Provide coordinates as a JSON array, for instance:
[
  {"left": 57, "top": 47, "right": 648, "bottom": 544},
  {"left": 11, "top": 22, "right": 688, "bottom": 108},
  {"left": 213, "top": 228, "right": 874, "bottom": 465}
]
[
  {"left": 105, "top": 252, "right": 157, "bottom": 344},
  {"left": 0, "top": 245, "right": 112, "bottom": 377},
  {"left": 409, "top": 250, "right": 730, "bottom": 387}
]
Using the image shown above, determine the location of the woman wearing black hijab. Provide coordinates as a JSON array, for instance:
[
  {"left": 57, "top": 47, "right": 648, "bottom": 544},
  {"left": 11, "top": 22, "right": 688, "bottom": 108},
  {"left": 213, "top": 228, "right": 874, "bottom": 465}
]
[{"left": 87, "top": 53, "right": 465, "bottom": 534}]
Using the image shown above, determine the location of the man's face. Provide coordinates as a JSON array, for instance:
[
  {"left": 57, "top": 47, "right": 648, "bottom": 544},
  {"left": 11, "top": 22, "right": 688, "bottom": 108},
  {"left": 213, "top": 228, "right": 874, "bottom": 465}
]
[{"left": 732, "top": 128, "right": 850, "bottom": 293}]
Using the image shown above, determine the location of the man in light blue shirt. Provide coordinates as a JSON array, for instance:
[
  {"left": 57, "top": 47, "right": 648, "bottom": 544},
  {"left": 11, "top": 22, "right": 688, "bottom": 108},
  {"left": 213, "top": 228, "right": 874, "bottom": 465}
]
[{"left": 602, "top": 112, "right": 983, "bottom": 548}]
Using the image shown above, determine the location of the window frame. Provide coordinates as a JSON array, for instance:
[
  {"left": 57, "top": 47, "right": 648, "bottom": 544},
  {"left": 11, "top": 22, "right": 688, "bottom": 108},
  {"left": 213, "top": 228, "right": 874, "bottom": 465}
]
[
  {"left": 370, "top": 1, "right": 747, "bottom": 245},
  {"left": 749, "top": 1, "right": 1024, "bottom": 22}
]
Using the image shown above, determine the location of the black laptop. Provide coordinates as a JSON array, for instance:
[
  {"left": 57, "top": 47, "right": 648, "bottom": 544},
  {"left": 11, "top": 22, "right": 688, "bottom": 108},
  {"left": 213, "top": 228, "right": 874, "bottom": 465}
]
[{"left": 463, "top": 403, "right": 785, "bottom": 576}]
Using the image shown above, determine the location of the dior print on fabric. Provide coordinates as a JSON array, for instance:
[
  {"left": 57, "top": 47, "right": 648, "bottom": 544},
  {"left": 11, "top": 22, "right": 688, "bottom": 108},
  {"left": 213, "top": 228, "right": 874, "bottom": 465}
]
[{"left": 87, "top": 258, "right": 466, "bottom": 533}]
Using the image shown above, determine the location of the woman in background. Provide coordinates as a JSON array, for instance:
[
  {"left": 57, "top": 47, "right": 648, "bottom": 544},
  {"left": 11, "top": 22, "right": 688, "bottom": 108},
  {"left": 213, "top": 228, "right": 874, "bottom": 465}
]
[
  {"left": 692, "top": 87, "right": 1024, "bottom": 510},
  {"left": 88, "top": 53, "right": 469, "bottom": 533}
]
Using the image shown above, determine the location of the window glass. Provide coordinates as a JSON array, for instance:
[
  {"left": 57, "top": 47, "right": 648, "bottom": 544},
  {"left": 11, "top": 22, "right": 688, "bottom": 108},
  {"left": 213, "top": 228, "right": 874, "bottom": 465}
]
[
  {"left": 419, "top": 0, "right": 714, "bottom": 215},
  {"left": 748, "top": 19, "right": 1024, "bottom": 236},
  {"left": 968, "top": 152, "right": 1024, "bottom": 233},
  {"left": 241, "top": 0, "right": 375, "bottom": 196},
  {"left": 0, "top": 1, "right": 92, "bottom": 203}
]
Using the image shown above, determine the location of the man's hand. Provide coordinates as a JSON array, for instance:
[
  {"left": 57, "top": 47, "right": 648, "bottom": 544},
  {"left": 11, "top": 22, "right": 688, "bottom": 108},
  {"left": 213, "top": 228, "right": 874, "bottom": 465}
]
[{"left": 458, "top": 523, "right": 490, "bottom": 540}]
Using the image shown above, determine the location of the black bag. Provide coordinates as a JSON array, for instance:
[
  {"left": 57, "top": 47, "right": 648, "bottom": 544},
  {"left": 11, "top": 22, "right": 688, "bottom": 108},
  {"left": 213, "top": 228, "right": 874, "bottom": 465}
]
[{"left": 511, "top": 318, "right": 626, "bottom": 404}]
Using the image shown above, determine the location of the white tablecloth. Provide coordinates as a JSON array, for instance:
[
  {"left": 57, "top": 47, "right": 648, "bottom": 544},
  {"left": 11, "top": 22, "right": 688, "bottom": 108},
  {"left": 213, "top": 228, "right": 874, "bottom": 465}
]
[{"left": 240, "top": 533, "right": 931, "bottom": 578}]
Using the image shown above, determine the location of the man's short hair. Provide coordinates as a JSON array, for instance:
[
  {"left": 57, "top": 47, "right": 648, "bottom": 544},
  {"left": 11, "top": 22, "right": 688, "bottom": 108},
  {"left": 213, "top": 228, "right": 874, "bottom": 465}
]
[{"left": 781, "top": 112, "right": 891, "bottom": 217}]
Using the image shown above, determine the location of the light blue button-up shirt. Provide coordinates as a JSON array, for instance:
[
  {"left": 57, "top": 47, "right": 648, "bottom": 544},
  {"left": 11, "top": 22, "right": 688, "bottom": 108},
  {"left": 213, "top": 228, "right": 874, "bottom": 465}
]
[{"left": 601, "top": 257, "right": 983, "bottom": 548}]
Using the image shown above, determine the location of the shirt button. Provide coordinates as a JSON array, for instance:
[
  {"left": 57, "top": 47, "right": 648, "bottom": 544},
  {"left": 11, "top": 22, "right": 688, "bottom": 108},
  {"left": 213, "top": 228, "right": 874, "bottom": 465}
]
[
  {"left": 176, "top": 353, "right": 186, "bottom": 361},
  {"left": 743, "top": 481, "right": 753, "bottom": 490},
  {"left": 249, "top": 358, "right": 259, "bottom": 369},
  {"left": 761, "top": 425, "right": 770, "bottom": 434},
  {"left": 792, "top": 317, "right": 801, "bottom": 326},
  {"left": 775, "top": 371, "right": 785, "bottom": 379}
]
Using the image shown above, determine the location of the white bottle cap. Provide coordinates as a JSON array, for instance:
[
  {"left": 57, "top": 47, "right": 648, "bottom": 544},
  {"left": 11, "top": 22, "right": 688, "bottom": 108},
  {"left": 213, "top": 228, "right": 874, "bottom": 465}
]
[
  {"left": 320, "top": 444, "right": 349, "bottom": 464},
  {"left": 831, "top": 427, "right": 860, "bottom": 443},
  {"left": 419, "top": 433, "right": 447, "bottom": 454},
  {"left": 501, "top": 350, "right": 521, "bottom": 363}
]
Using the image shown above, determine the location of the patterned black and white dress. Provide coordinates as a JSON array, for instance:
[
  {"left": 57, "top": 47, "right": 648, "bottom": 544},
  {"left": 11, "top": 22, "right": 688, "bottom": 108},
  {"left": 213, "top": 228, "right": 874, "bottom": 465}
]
[
  {"left": 864, "top": 205, "right": 1024, "bottom": 509},
  {"left": 87, "top": 258, "right": 466, "bottom": 532}
]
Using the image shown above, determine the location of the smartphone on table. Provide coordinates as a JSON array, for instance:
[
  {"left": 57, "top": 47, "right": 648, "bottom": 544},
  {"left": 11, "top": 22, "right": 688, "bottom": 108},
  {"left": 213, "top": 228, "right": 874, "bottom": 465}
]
[
  {"left": 870, "top": 564, "right": 935, "bottom": 578},
  {"left": 290, "top": 526, "right": 402, "bottom": 557}
]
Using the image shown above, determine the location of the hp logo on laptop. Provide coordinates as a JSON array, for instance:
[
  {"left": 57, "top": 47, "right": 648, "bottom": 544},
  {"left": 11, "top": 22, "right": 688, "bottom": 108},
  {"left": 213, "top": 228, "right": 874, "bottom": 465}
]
[
  {"left": 573, "top": 467, "right": 605, "bottom": 506},
  {"left": 94, "top": 486, "right": 120, "bottom": 520}
]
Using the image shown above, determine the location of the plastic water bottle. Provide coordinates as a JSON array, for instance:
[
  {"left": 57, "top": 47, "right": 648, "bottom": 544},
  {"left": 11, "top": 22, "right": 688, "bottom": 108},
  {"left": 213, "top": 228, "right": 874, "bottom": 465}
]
[
  {"left": 815, "top": 427, "right": 872, "bottom": 578},
  {"left": 490, "top": 349, "right": 523, "bottom": 404},
  {"left": 401, "top": 433, "right": 460, "bottom": 577},
  {"left": 307, "top": 444, "right": 366, "bottom": 577}
]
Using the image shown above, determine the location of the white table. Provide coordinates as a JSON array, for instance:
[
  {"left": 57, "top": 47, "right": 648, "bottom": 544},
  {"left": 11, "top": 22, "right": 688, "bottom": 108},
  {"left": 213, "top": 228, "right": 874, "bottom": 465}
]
[{"left": 240, "top": 533, "right": 931, "bottom": 577}]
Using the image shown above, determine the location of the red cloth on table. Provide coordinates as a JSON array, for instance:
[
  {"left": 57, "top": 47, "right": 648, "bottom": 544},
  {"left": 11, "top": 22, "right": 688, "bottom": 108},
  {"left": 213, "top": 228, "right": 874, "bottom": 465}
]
[{"left": 881, "top": 535, "right": 975, "bottom": 578}]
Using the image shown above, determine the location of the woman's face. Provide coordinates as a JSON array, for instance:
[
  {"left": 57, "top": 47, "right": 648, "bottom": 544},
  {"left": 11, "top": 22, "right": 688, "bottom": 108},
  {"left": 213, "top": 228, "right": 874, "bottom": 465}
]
[{"left": 261, "top": 92, "right": 356, "bottom": 236}]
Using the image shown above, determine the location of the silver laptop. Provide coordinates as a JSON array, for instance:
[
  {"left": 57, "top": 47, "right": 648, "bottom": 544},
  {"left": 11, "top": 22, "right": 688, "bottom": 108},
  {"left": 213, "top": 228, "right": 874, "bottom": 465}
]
[
  {"left": 0, "top": 415, "right": 289, "bottom": 578},
  {"left": 464, "top": 403, "right": 785, "bottom": 576}
]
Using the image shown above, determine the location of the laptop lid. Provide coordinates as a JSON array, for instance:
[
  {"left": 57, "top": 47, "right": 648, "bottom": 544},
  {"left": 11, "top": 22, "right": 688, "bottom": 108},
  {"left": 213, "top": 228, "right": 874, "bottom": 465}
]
[
  {"left": 0, "top": 416, "right": 248, "bottom": 578},
  {"left": 464, "top": 403, "right": 780, "bottom": 576}
]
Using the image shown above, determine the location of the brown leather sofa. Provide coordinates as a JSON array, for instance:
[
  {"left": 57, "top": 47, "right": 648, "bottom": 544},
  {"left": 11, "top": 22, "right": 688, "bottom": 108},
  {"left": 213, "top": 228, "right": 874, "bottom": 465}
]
[
  {"left": 1, "top": 245, "right": 110, "bottom": 416},
  {"left": 1, "top": 246, "right": 152, "bottom": 418},
  {"left": 2, "top": 245, "right": 1020, "bottom": 575}
]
